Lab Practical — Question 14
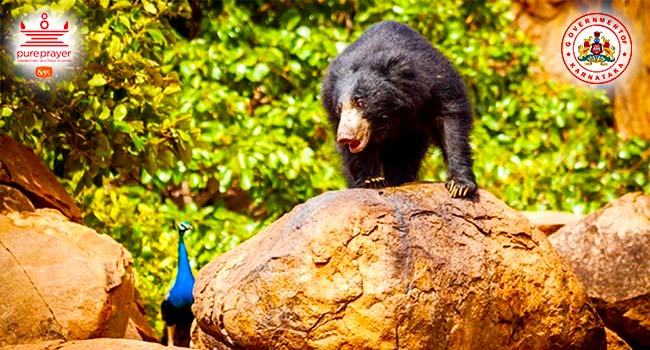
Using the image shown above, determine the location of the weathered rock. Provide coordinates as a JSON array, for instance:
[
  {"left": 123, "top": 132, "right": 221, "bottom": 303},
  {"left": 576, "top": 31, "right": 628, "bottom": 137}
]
[
  {"left": 606, "top": 327, "right": 633, "bottom": 350},
  {"left": 0, "top": 184, "right": 35, "bottom": 214},
  {"left": 610, "top": 0, "right": 650, "bottom": 140},
  {"left": 549, "top": 192, "right": 650, "bottom": 349},
  {"left": 123, "top": 290, "right": 159, "bottom": 342},
  {"left": 191, "top": 320, "right": 222, "bottom": 350},
  {"left": 1, "top": 338, "right": 186, "bottom": 350},
  {"left": 522, "top": 210, "right": 584, "bottom": 235},
  {"left": 194, "top": 183, "right": 605, "bottom": 350},
  {"left": 0, "top": 134, "right": 81, "bottom": 222},
  {"left": 0, "top": 209, "right": 134, "bottom": 346}
]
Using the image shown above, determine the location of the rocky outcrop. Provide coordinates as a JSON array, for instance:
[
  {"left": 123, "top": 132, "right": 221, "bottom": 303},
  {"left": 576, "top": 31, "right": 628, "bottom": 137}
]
[
  {"left": 606, "top": 327, "right": 633, "bottom": 350},
  {"left": 522, "top": 210, "right": 584, "bottom": 235},
  {"left": 1, "top": 338, "right": 186, "bottom": 350},
  {"left": 191, "top": 320, "right": 221, "bottom": 350},
  {"left": 0, "top": 209, "right": 134, "bottom": 346},
  {"left": 609, "top": 0, "right": 650, "bottom": 140},
  {"left": 124, "top": 291, "right": 159, "bottom": 342},
  {"left": 549, "top": 192, "right": 650, "bottom": 349},
  {"left": 0, "top": 184, "right": 35, "bottom": 214},
  {"left": 193, "top": 183, "right": 605, "bottom": 350},
  {"left": 0, "top": 134, "right": 81, "bottom": 222}
]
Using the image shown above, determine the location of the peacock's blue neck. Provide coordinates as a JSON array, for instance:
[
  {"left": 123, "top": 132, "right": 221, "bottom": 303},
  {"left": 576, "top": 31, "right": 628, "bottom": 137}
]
[
  {"left": 176, "top": 235, "right": 193, "bottom": 281},
  {"left": 167, "top": 234, "right": 195, "bottom": 307}
]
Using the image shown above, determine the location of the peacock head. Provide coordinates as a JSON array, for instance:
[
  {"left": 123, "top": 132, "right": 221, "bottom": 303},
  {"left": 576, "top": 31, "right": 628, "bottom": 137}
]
[{"left": 177, "top": 221, "right": 192, "bottom": 236}]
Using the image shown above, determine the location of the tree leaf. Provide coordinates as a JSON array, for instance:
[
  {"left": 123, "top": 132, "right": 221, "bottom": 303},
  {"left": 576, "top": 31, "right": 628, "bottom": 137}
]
[
  {"left": 249, "top": 63, "right": 270, "bottom": 82},
  {"left": 143, "top": 1, "right": 157, "bottom": 14},
  {"left": 1, "top": 107, "right": 12, "bottom": 117},
  {"left": 88, "top": 74, "right": 108, "bottom": 87},
  {"left": 113, "top": 104, "right": 128, "bottom": 121}
]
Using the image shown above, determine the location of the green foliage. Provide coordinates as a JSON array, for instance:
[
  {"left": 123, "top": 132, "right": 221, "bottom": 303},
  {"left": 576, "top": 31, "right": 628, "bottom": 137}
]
[
  {"left": 2, "top": 1, "right": 197, "bottom": 191},
  {"left": 1, "top": 0, "right": 648, "bottom": 333}
]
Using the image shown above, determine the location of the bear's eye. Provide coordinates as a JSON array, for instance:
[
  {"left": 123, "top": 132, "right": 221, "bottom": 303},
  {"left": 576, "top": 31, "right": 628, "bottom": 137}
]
[
  {"left": 336, "top": 103, "right": 342, "bottom": 114},
  {"left": 355, "top": 98, "right": 366, "bottom": 110}
]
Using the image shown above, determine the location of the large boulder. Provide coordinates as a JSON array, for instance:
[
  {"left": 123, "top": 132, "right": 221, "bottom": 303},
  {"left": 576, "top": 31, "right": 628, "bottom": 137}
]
[
  {"left": 193, "top": 183, "right": 605, "bottom": 350},
  {"left": 0, "top": 209, "right": 134, "bottom": 346},
  {"left": 0, "top": 134, "right": 81, "bottom": 222},
  {"left": 549, "top": 193, "right": 650, "bottom": 349}
]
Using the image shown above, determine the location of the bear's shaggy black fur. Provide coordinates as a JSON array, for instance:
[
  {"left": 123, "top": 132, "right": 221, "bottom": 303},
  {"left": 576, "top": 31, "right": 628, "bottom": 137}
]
[{"left": 321, "top": 20, "right": 477, "bottom": 198}]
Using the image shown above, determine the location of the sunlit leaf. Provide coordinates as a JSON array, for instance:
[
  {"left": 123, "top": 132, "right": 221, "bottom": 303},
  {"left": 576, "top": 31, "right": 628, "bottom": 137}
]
[
  {"left": 88, "top": 74, "right": 108, "bottom": 87},
  {"left": 2, "top": 107, "right": 13, "bottom": 117},
  {"left": 249, "top": 63, "right": 270, "bottom": 82},
  {"left": 143, "top": 1, "right": 157, "bottom": 14},
  {"left": 113, "top": 104, "right": 128, "bottom": 121}
]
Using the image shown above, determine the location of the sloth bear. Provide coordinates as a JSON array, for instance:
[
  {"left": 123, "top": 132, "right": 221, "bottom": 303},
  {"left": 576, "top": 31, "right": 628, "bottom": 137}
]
[{"left": 321, "top": 21, "right": 477, "bottom": 198}]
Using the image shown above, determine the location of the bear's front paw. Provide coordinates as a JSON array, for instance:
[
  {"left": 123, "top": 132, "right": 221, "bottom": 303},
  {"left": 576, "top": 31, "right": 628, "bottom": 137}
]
[
  {"left": 445, "top": 177, "right": 477, "bottom": 198},
  {"left": 364, "top": 176, "right": 388, "bottom": 189}
]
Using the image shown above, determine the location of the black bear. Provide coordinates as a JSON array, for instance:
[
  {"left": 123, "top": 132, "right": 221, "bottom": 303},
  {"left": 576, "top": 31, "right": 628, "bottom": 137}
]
[{"left": 321, "top": 20, "right": 477, "bottom": 198}]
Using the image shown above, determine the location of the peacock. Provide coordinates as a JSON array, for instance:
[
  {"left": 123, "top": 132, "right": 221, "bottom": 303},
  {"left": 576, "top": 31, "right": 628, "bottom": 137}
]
[{"left": 161, "top": 221, "right": 195, "bottom": 347}]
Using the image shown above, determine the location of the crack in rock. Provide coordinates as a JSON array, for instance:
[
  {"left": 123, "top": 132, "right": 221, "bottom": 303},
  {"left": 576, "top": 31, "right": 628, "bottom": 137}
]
[{"left": 0, "top": 238, "right": 65, "bottom": 339}]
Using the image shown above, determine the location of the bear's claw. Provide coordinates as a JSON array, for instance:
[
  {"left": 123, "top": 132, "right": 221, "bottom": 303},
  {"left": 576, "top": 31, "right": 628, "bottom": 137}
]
[
  {"left": 445, "top": 178, "right": 477, "bottom": 198},
  {"left": 364, "top": 177, "right": 388, "bottom": 189}
]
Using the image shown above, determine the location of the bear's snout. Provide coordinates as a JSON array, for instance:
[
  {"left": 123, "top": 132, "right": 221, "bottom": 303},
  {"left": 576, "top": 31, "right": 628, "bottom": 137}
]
[{"left": 337, "top": 106, "right": 371, "bottom": 153}]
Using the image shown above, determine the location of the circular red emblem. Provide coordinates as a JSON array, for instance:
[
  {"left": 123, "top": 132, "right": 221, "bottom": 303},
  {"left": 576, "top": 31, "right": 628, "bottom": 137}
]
[{"left": 561, "top": 13, "right": 632, "bottom": 84}]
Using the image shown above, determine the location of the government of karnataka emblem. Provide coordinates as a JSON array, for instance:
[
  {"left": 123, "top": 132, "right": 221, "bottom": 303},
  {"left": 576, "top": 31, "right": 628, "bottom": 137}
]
[
  {"left": 578, "top": 31, "right": 615, "bottom": 65},
  {"left": 562, "top": 13, "right": 632, "bottom": 84}
]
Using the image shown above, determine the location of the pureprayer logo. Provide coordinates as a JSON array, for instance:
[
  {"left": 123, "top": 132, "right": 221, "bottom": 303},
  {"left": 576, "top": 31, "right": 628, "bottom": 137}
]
[{"left": 12, "top": 11, "right": 78, "bottom": 79}]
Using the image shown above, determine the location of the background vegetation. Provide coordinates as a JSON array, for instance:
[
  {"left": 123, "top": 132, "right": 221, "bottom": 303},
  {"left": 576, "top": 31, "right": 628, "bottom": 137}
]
[{"left": 2, "top": 0, "right": 648, "bottom": 333}]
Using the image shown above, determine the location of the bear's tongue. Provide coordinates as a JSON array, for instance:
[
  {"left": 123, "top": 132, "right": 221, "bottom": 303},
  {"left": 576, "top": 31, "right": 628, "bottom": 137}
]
[{"left": 348, "top": 140, "right": 361, "bottom": 152}]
